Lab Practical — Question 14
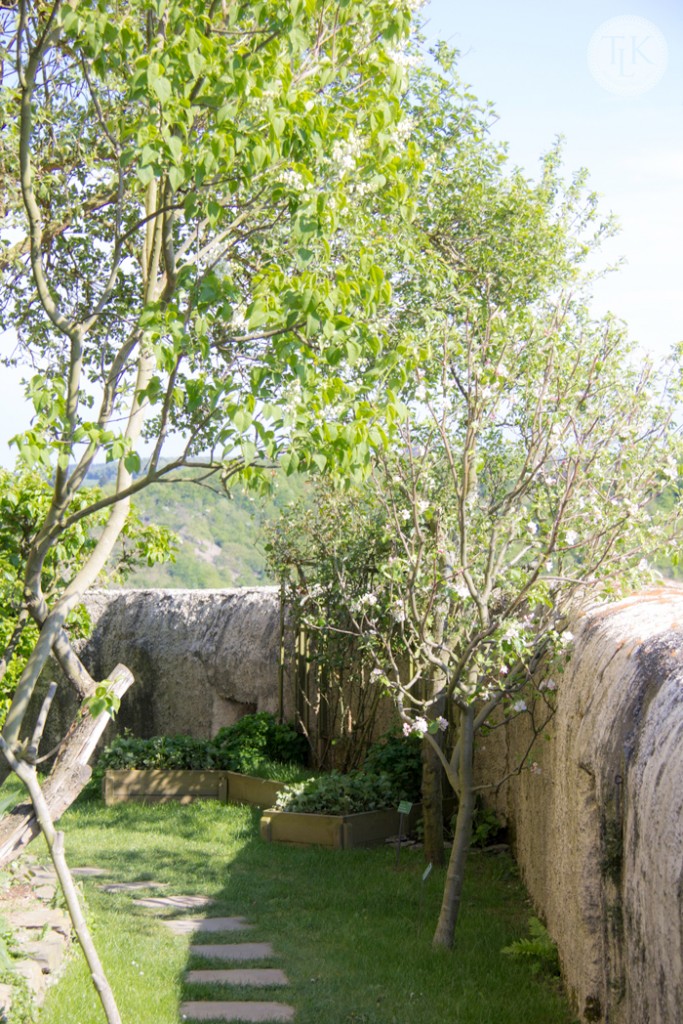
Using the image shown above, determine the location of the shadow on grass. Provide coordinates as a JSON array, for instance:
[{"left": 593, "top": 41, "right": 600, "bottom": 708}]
[{"left": 38, "top": 793, "right": 578, "bottom": 1024}]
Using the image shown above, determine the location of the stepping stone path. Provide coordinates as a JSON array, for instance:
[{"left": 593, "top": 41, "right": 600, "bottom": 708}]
[
  {"left": 0, "top": 855, "right": 78, "bottom": 1015},
  {"left": 103, "top": 884, "right": 296, "bottom": 1021},
  {"left": 3, "top": 863, "right": 296, "bottom": 1021}
]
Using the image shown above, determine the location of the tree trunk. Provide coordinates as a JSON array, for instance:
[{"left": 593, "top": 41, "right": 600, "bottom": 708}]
[
  {"left": 0, "top": 664, "right": 133, "bottom": 867},
  {"left": 432, "top": 704, "right": 475, "bottom": 949},
  {"left": 421, "top": 736, "right": 445, "bottom": 866}
]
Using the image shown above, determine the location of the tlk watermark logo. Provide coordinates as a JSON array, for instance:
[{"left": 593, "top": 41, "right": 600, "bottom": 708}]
[{"left": 588, "top": 16, "right": 668, "bottom": 96}]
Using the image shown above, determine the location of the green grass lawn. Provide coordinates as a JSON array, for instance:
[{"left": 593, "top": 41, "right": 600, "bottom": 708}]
[{"left": 37, "top": 796, "right": 577, "bottom": 1024}]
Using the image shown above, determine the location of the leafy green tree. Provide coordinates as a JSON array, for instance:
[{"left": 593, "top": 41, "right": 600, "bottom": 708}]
[
  {"left": 0, "top": 0, "right": 418, "bottom": 789},
  {"left": 0, "top": 1, "right": 424, "bottom": 1017}
]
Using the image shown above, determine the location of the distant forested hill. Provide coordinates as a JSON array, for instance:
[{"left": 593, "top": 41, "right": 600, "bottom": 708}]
[{"left": 85, "top": 464, "right": 305, "bottom": 589}]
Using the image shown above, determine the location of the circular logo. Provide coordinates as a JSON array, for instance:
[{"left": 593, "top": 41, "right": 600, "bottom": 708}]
[{"left": 588, "top": 16, "right": 668, "bottom": 96}]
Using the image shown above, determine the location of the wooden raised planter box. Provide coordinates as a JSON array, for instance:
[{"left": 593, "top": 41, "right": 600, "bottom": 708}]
[
  {"left": 103, "top": 769, "right": 284, "bottom": 809},
  {"left": 259, "top": 804, "right": 423, "bottom": 850}
]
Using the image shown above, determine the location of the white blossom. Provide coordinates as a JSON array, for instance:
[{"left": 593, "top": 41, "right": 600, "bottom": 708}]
[
  {"left": 404, "top": 716, "right": 428, "bottom": 736},
  {"left": 390, "top": 602, "right": 406, "bottom": 623}
]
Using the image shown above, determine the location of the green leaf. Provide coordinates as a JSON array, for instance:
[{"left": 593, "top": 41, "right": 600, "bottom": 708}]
[
  {"left": 124, "top": 452, "right": 141, "bottom": 474},
  {"left": 168, "top": 165, "right": 185, "bottom": 191},
  {"left": 167, "top": 136, "right": 183, "bottom": 163}
]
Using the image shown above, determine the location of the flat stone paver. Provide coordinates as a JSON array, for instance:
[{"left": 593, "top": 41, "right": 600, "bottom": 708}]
[
  {"left": 184, "top": 969, "right": 289, "bottom": 987},
  {"left": 189, "top": 943, "right": 274, "bottom": 962},
  {"left": 101, "top": 881, "right": 169, "bottom": 893},
  {"left": 134, "top": 895, "right": 212, "bottom": 910},
  {"left": 180, "top": 1001, "right": 295, "bottom": 1021},
  {"left": 71, "top": 867, "right": 108, "bottom": 877},
  {"left": 164, "top": 917, "right": 253, "bottom": 936}
]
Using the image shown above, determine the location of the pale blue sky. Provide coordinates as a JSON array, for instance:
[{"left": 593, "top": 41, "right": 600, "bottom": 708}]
[
  {"left": 422, "top": 0, "right": 683, "bottom": 359},
  {"left": 1, "top": 2, "right": 681, "bottom": 466}
]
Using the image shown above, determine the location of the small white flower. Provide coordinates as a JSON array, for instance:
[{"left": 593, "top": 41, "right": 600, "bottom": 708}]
[
  {"left": 390, "top": 603, "right": 406, "bottom": 624},
  {"left": 500, "top": 664, "right": 509, "bottom": 676},
  {"left": 436, "top": 716, "right": 448, "bottom": 732},
  {"left": 565, "top": 530, "right": 579, "bottom": 545},
  {"left": 527, "top": 521, "right": 538, "bottom": 536},
  {"left": 512, "top": 700, "right": 527, "bottom": 713},
  {"left": 561, "top": 630, "right": 574, "bottom": 643}
]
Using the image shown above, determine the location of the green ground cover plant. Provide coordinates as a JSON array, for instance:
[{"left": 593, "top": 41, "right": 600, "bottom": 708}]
[
  {"left": 274, "top": 730, "right": 423, "bottom": 814},
  {"left": 34, "top": 795, "right": 577, "bottom": 1024}
]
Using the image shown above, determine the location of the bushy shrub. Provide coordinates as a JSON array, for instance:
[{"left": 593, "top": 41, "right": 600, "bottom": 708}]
[
  {"left": 210, "top": 712, "right": 308, "bottom": 773},
  {"left": 361, "top": 731, "right": 422, "bottom": 803},
  {"left": 96, "top": 713, "right": 308, "bottom": 776}
]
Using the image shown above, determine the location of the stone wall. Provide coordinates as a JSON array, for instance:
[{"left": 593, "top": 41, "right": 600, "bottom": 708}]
[
  {"left": 39, "top": 587, "right": 287, "bottom": 749},
  {"left": 478, "top": 586, "right": 683, "bottom": 1024}
]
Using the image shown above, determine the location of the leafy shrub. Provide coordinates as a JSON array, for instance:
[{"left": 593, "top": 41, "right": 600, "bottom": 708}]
[
  {"left": 267, "top": 720, "right": 310, "bottom": 765},
  {"left": 470, "top": 801, "right": 506, "bottom": 848},
  {"left": 361, "top": 731, "right": 422, "bottom": 803},
  {"left": 96, "top": 713, "right": 308, "bottom": 777},
  {"left": 501, "top": 917, "right": 561, "bottom": 976},
  {"left": 275, "top": 770, "right": 398, "bottom": 815},
  {"left": 210, "top": 711, "right": 308, "bottom": 773}
]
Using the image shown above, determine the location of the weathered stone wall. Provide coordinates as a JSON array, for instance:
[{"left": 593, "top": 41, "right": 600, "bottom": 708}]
[
  {"left": 478, "top": 586, "right": 683, "bottom": 1024},
  {"left": 39, "top": 587, "right": 287, "bottom": 749}
]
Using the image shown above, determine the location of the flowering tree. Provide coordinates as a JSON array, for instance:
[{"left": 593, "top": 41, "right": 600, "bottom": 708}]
[{"left": 270, "top": 96, "right": 682, "bottom": 948}]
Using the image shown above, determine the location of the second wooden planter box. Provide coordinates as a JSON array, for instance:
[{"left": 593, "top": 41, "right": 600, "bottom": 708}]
[{"left": 259, "top": 804, "right": 423, "bottom": 850}]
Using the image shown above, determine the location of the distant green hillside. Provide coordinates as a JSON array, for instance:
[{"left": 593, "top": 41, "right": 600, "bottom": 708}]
[{"left": 85, "top": 464, "right": 305, "bottom": 589}]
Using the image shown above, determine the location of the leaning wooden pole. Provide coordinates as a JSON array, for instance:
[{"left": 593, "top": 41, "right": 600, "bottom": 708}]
[
  {"left": 0, "top": 740, "right": 123, "bottom": 1024},
  {"left": 0, "top": 664, "right": 134, "bottom": 866}
]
